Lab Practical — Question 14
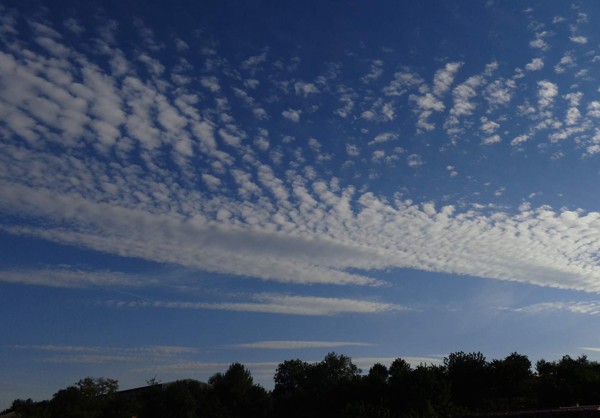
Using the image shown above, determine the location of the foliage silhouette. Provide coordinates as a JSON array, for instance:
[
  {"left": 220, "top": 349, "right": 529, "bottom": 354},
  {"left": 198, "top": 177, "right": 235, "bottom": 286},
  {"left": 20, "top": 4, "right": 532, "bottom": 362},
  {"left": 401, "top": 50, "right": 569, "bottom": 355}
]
[{"left": 9, "top": 351, "right": 600, "bottom": 418}]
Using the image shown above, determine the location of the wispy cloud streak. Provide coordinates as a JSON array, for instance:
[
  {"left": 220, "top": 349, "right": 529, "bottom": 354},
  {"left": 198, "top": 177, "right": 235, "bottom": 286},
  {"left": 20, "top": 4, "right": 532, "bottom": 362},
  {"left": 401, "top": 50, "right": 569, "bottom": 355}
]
[
  {"left": 105, "top": 294, "right": 406, "bottom": 316},
  {"left": 230, "top": 341, "right": 374, "bottom": 349}
]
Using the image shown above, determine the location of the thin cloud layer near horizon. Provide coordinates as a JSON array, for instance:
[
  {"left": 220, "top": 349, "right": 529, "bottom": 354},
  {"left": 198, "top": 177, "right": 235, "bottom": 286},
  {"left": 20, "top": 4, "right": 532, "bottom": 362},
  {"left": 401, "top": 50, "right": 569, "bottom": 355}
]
[{"left": 2, "top": 0, "right": 600, "bottom": 409}]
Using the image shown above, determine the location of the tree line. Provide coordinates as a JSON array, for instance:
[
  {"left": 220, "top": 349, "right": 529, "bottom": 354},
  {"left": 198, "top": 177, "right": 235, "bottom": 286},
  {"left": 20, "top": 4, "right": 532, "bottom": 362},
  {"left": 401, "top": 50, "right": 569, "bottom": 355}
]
[{"left": 5, "top": 351, "right": 600, "bottom": 418}]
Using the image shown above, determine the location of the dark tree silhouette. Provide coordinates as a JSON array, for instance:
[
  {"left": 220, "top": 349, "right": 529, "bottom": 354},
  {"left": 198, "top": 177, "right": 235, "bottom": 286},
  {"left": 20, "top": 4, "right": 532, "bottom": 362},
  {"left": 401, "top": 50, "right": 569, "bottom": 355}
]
[
  {"left": 209, "top": 363, "right": 271, "bottom": 418},
  {"left": 10, "top": 350, "right": 600, "bottom": 418},
  {"left": 48, "top": 376, "right": 134, "bottom": 418},
  {"left": 273, "top": 358, "right": 310, "bottom": 397},
  {"left": 444, "top": 351, "right": 489, "bottom": 411},
  {"left": 10, "top": 398, "right": 50, "bottom": 418},
  {"left": 535, "top": 355, "right": 600, "bottom": 408},
  {"left": 490, "top": 352, "right": 533, "bottom": 411}
]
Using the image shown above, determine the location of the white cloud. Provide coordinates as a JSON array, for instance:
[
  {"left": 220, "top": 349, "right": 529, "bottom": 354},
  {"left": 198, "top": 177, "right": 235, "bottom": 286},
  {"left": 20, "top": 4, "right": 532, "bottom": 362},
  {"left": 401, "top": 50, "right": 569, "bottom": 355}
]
[
  {"left": 511, "top": 134, "right": 530, "bottom": 146},
  {"left": 335, "top": 91, "right": 355, "bottom": 118},
  {"left": 361, "top": 99, "right": 396, "bottom": 122},
  {"left": 586, "top": 145, "right": 600, "bottom": 156},
  {"left": 362, "top": 60, "right": 384, "bottom": 83},
  {"left": 480, "top": 117, "right": 499, "bottom": 134},
  {"left": 294, "top": 81, "right": 319, "bottom": 96},
  {"left": 29, "top": 21, "right": 63, "bottom": 39},
  {"left": 566, "top": 107, "right": 581, "bottom": 126},
  {"left": 369, "top": 132, "right": 397, "bottom": 146},
  {"left": 482, "top": 134, "right": 501, "bottom": 145},
  {"left": 36, "top": 36, "right": 71, "bottom": 57},
  {"left": 570, "top": 35, "right": 588, "bottom": 44},
  {"left": 554, "top": 53, "right": 575, "bottom": 74},
  {"left": 1, "top": 179, "right": 389, "bottom": 286},
  {"left": 108, "top": 294, "right": 406, "bottom": 316},
  {"left": 529, "top": 31, "right": 550, "bottom": 50},
  {"left": 346, "top": 144, "right": 360, "bottom": 156},
  {"left": 17, "top": 344, "right": 197, "bottom": 364},
  {"left": 138, "top": 53, "right": 164, "bottom": 77},
  {"left": 6, "top": 11, "right": 600, "bottom": 303},
  {"left": 17, "top": 345, "right": 101, "bottom": 353},
  {"left": 444, "top": 74, "right": 485, "bottom": 139},
  {"left": 63, "top": 18, "right": 84, "bottom": 34},
  {"left": 19, "top": 344, "right": 196, "bottom": 355},
  {"left": 308, "top": 137, "right": 322, "bottom": 151},
  {"left": 202, "top": 173, "right": 221, "bottom": 189},
  {"left": 232, "top": 87, "right": 255, "bottom": 107},
  {"left": 282, "top": 108, "right": 301, "bottom": 122},
  {"left": 564, "top": 92, "right": 582, "bottom": 107},
  {"left": 254, "top": 135, "right": 270, "bottom": 151},
  {"left": 587, "top": 101, "right": 600, "bottom": 118},
  {"left": 537, "top": 80, "right": 558, "bottom": 108},
  {"left": 361, "top": 110, "right": 376, "bottom": 121},
  {"left": 407, "top": 154, "right": 423, "bottom": 167},
  {"left": 410, "top": 93, "right": 445, "bottom": 112},
  {"left": 416, "top": 111, "right": 435, "bottom": 132},
  {"left": 244, "top": 79, "right": 259, "bottom": 90},
  {"left": 242, "top": 51, "right": 268, "bottom": 71},
  {"left": 510, "top": 301, "right": 600, "bottom": 315},
  {"left": 382, "top": 102, "right": 395, "bottom": 121},
  {"left": 0, "top": 268, "right": 151, "bottom": 288},
  {"left": 219, "top": 127, "right": 245, "bottom": 148},
  {"left": 372, "top": 150, "right": 385, "bottom": 162},
  {"left": 529, "top": 39, "right": 546, "bottom": 49},
  {"left": 230, "top": 340, "right": 373, "bottom": 349},
  {"left": 253, "top": 108, "right": 268, "bottom": 120},
  {"left": 484, "top": 78, "right": 515, "bottom": 108},
  {"left": 133, "top": 18, "right": 164, "bottom": 51},
  {"left": 383, "top": 71, "right": 422, "bottom": 96},
  {"left": 409, "top": 90, "right": 445, "bottom": 132},
  {"left": 7, "top": 150, "right": 600, "bottom": 294},
  {"left": 200, "top": 76, "right": 220, "bottom": 92},
  {"left": 433, "top": 62, "right": 463, "bottom": 96},
  {"left": 174, "top": 38, "right": 189, "bottom": 52},
  {"left": 525, "top": 58, "right": 544, "bottom": 71}
]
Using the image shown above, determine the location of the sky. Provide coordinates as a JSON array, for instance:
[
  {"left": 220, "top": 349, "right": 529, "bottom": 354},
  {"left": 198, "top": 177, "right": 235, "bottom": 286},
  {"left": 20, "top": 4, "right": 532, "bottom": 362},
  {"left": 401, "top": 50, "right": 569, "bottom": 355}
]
[{"left": 3, "top": 0, "right": 600, "bottom": 409}]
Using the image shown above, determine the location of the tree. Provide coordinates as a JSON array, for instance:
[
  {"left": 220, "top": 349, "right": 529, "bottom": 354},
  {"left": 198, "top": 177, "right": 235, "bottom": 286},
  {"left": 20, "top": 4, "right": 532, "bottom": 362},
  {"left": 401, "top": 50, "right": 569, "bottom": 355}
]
[
  {"left": 387, "top": 358, "right": 413, "bottom": 416},
  {"left": 535, "top": 358, "right": 559, "bottom": 408},
  {"left": 49, "top": 377, "right": 128, "bottom": 418},
  {"left": 535, "top": 355, "right": 600, "bottom": 407},
  {"left": 272, "top": 353, "right": 362, "bottom": 418},
  {"left": 210, "top": 363, "right": 271, "bottom": 418},
  {"left": 145, "top": 376, "right": 161, "bottom": 386},
  {"left": 341, "top": 401, "right": 391, "bottom": 418},
  {"left": 76, "top": 377, "right": 118, "bottom": 398},
  {"left": 273, "top": 359, "right": 310, "bottom": 397},
  {"left": 444, "top": 351, "right": 490, "bottom": 411},
  {"left": 312, "top": 352, "right": 361, "bottom": 387},
  {"left": 490, "top": 352, "right": 533, "bottom": 410},
  {"left": 50, "top": 386, "right": 91, "bottom": 418},
  {"left": 10, "top": 398, "right": 50, "bottom": 418},
  {"left": 357, "top": 364, "right": 390, "bottom": 416},
  {"left": 367, "top": 363, "right": 389, "bottom": 384},
  {"left": 210, "top": 363, "right": 254, "bottom": 395},
  {"left": 139, "top": 379, "right": 226, "bottom": 418},
  {"left": 409, "top": 364, "right": 452, "bottom": 418},
  {"left": 273, "top": 359, "right": 313, "bottom": 418}
]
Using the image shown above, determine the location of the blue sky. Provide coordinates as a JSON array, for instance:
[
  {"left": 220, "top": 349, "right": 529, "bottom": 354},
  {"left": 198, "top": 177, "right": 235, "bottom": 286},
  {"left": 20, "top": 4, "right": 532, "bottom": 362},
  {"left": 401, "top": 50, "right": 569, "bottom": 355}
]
[{"left": 3, "top": 0, "right": 600, "bottom": 409}]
